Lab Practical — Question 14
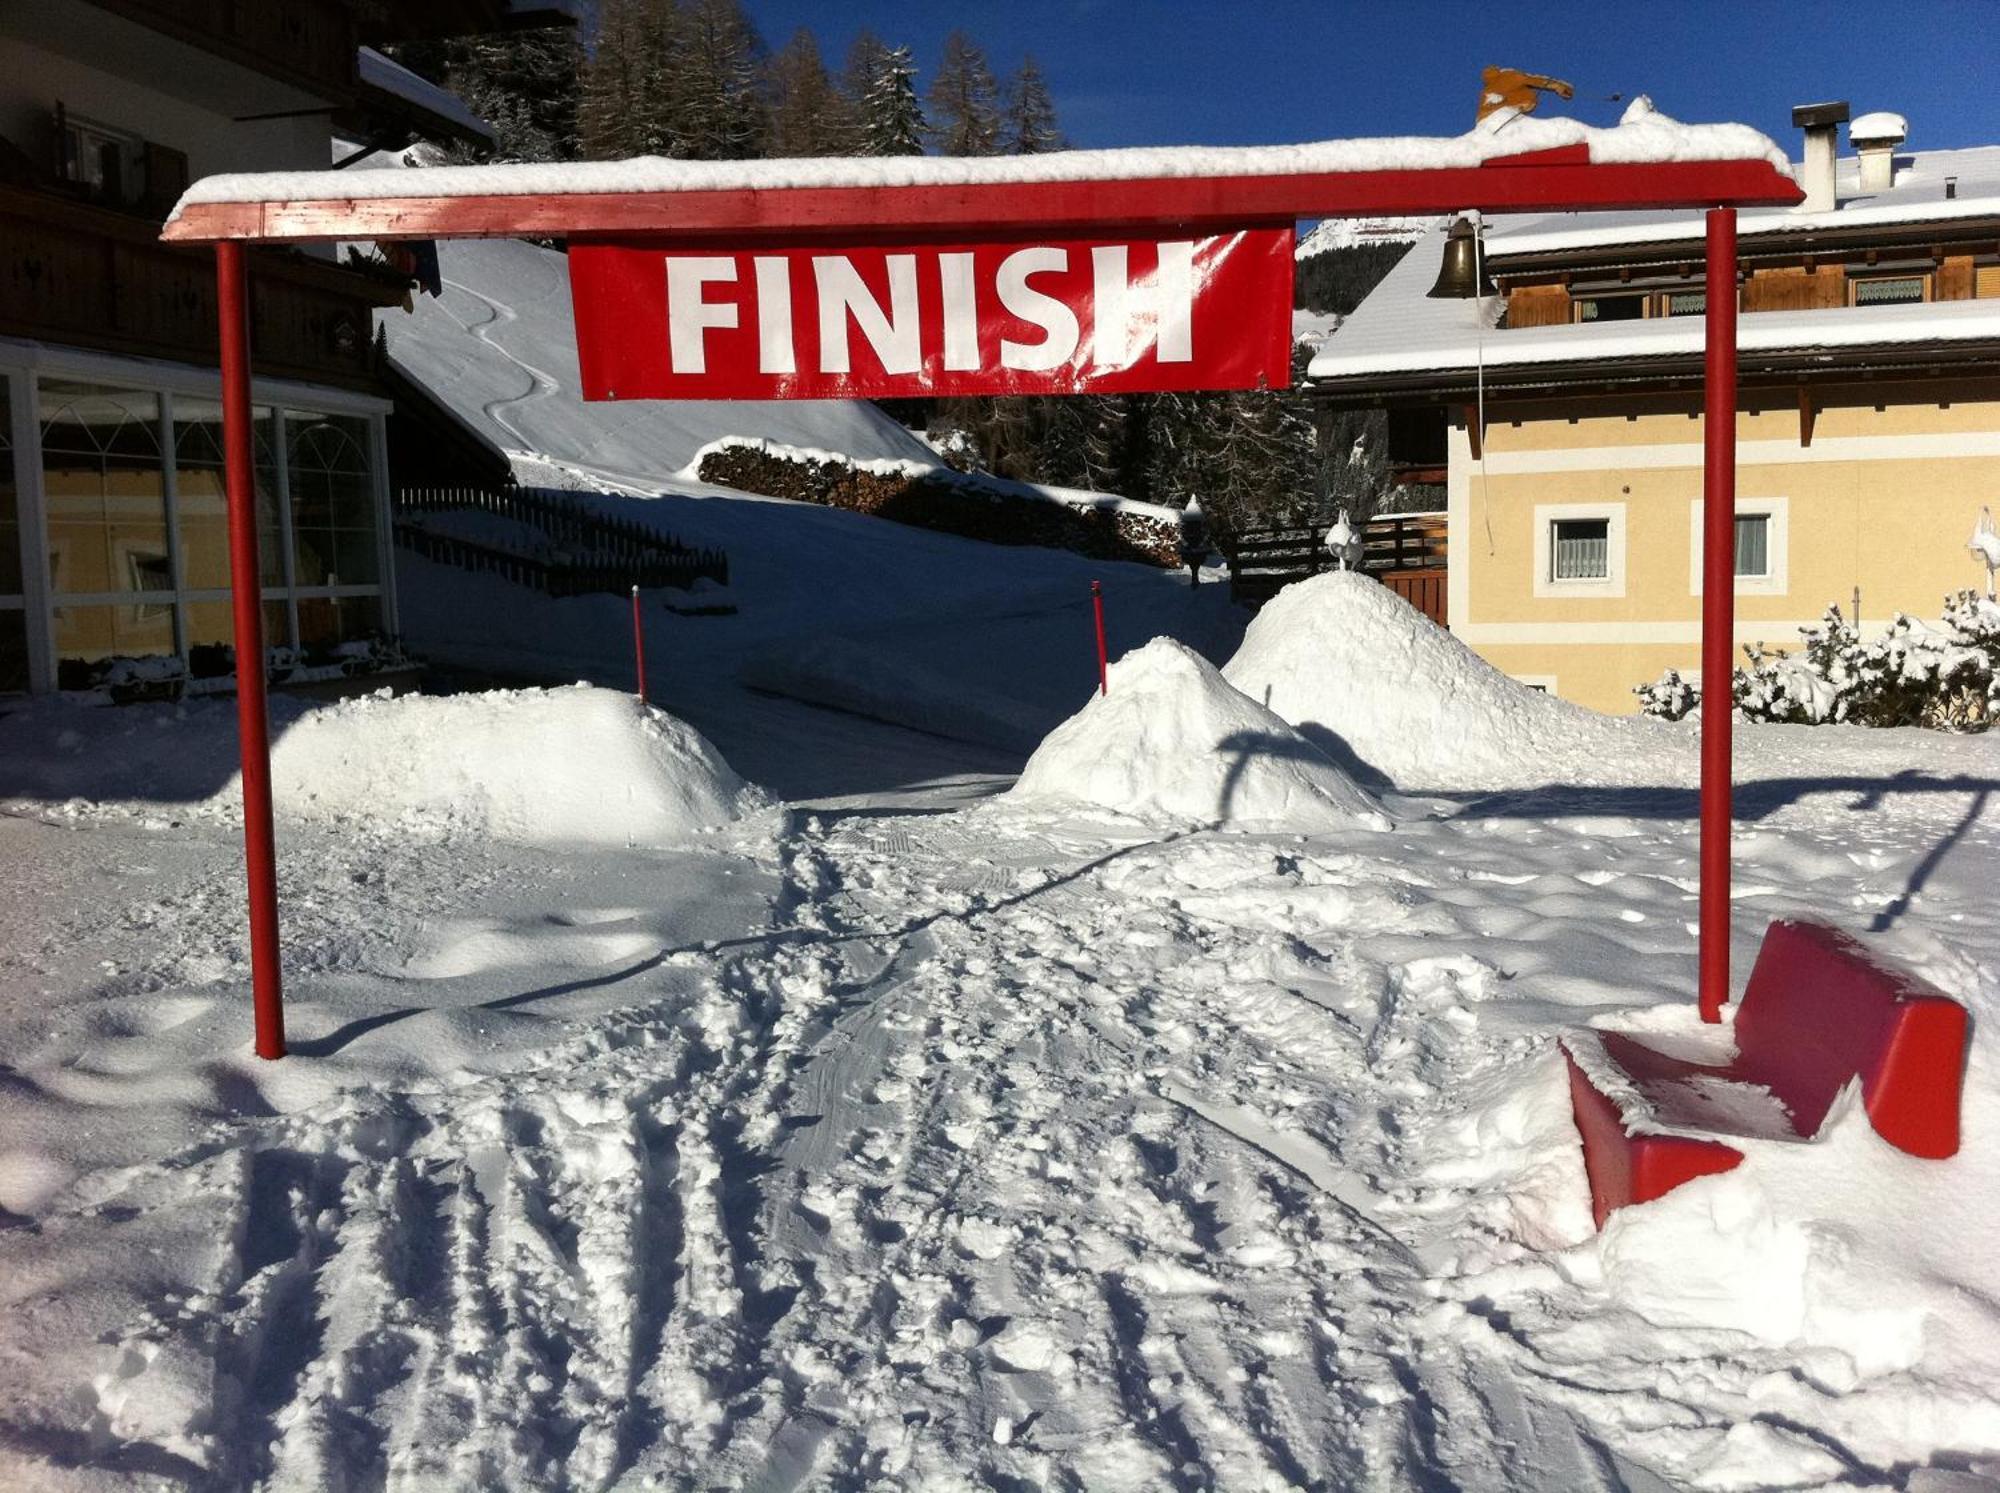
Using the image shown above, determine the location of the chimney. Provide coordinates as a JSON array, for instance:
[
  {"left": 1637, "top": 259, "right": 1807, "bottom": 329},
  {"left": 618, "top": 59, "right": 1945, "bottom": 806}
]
[
  {"left": 1791, "top": 100, "right": 1849, "bottom": 212},
  {"left": 1850, "top": 111, "right": 1908, "bottom": 193}
]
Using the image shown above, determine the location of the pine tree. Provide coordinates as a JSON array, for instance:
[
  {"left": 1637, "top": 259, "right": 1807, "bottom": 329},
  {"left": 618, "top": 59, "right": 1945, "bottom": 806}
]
[
  {"left": 927, "top": 31, "right": 1000, "bottom": 156},
  {"left": 578, "top": 0, "right": 678, "bottom": 160},
  {"left": 767, "top": 29, "right": 854, "bottom": 156},
  {"left": 1001, "top": 57, "right": 1063, "bottom": 155},
  {"left": 389, "top": 27, "right": 583, "bottom": 162},
  {"left": 857, "top": 43, "right": 925, "bottom": 157},
  {"left": 672, "top": 0, "right": 769, "bottom": 160}
]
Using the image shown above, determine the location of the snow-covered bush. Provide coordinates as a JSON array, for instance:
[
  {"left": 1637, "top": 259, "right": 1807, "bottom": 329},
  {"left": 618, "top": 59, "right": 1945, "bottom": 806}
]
[{"left": 1635, "top": 591, "right": 2000, "bottom": 730}]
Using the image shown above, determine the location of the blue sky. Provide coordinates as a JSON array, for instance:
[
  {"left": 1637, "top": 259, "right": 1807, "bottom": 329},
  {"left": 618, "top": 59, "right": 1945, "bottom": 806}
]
[{"left": 743, "top": 0, "right": 2000, "bottom": 155}]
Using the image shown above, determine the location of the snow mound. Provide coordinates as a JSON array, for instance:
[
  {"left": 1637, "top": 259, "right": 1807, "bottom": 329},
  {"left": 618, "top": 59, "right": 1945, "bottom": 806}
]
[
  {"left": 1223, "top": 572, "right": 1672, "bottom": 791},
  {"left": 1005, "top": 638, "right": 1387, "bottom": 829},
  {"left": 261, "top": 685, "right": 766, "bottom": 845}
]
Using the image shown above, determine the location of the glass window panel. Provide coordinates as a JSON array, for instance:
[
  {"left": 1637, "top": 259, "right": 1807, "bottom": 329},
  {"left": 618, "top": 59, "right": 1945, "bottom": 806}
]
[
  {"left": 173, "top": 398, "right": 283, "bottom": 588},
  {"left": 182, "top": 599, "right": 291, "bottom": 656},
  {"left": 40, "top": 380, "right": 168, "bottom": 599},
  {"left": 54, "top": 601, "right": 174, "bottom": 668},
  {"left": 0, "top": 609, "right": 26, "bottom": 693},
  {"left": 1734, "top": 513, "right": 1770, "bottom": 577},
  {"left": 297, "top": 593, "right": 381, "bottom": 652},
  {"left": 1576, "top": 295, "right": 1645, "bottom": 323},
  {"left": 1853, "top": 276, "right": 1925, "bottom": 305},
  {"left": 0, "top": 372, "right": 20, "bottom": 596},
  {"left": 287, "top": 413, "right": 377, "bottom": 588},
  {"left": 1552, "top": 518, "right": 1610, "bottom": 580}
]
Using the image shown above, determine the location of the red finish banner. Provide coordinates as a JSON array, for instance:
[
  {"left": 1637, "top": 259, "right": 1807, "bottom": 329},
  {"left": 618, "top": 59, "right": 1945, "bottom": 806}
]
[{"left": 568, "top": 228, "right": 1294, "bottom": 401}]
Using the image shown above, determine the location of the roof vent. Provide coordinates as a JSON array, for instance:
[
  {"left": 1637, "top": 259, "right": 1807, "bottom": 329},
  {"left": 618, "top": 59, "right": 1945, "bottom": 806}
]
[
  {"left": 1850, "top": 111, "right": 1908, "bottom": 194},
  {"left": 1791, "top": 100, "right": 1849, "bottom": 212}
]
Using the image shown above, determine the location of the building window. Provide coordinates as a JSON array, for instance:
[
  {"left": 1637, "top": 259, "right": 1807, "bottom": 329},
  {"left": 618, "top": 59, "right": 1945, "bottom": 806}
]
[
  {"left": 287, "top": 412, "right": 380, "bottom": 588},
  {"left": 1662, "top": 290, "right": 1707, "bottom": 317},
  {"left": 1851, "top": 275, "right": 1927, "bottom": 306},
  {"left": 1688, "top": 497, "right": 1788, "bottom": 597},
  {"left": 1575, "top": 294, "right": 1646, "bottom": 323},
  {"left": 40, "top": 381, "right": 170, "bottom": 606},
  {"left": 19, "top": 372, "right": 387, "bottom": 686},
  {"left": 1551, "top": 517, "right": 1611, "bottom": 580},
  {"left": 1734, "top": 513, "right": 1771, "bottom": 578}
]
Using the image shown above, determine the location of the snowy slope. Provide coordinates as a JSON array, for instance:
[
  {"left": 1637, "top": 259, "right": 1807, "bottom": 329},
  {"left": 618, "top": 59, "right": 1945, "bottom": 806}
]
[
  {"left": 1295, "top": 215, "right": 1442, "bottom": 255},
  {"left": 385, "top": 235, "right": 936, "bottom": 485}
]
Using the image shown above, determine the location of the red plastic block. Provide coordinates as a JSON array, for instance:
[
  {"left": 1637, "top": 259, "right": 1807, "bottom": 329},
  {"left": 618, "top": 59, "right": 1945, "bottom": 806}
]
[
  {"left": 1562, "top": 1045, "right": 1742, "bottom": 1231},
  {"left": 1563, "top": 920, "right": 1969, "bottom": 1230}
]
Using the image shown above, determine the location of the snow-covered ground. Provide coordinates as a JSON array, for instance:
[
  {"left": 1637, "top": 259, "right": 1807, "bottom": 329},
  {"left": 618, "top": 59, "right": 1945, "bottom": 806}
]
[{"left": 3, "top": 564, "right": 1998, "bottom": 1492}]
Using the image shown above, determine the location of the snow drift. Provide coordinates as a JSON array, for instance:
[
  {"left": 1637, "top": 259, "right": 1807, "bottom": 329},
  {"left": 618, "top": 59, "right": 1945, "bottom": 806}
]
[
  {"left": 1005, "top": 637, "right": 1388, "bottom": 828},
  {"left": 1223, "top": 572, "right": 1673, "bottom": 791},
  {"left": 260, "top": 684, "right": 765, "bottom": 845}
]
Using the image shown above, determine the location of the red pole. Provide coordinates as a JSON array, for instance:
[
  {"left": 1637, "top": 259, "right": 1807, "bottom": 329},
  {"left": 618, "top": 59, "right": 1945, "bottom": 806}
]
[
  {"left": 631, "top": 583, "right": 647, "bottom": 704},
  {"left": 1091, "top": 579, "right": 1108, "bottom": 695},
  {"left": 1698, "top": 207, "right": 1738, "bottom": 1024},
  {"left": 217, "top": 242, "right": 285, "bottom": 1060}
]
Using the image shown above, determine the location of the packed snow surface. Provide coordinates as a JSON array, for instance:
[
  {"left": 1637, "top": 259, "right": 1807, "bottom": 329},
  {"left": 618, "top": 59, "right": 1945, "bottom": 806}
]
[
  {"left": 5, "top": 486, "right": 2000, "bottom": 1490},
  {"left": 171, "top": 102, "right": 1788, "bottom": 216},
  {"left": 1005, "top": 637, "right": 1389, "bottom": 829},
  {"left": 263, "top": 684, "right": 765, "bottom": 846}
]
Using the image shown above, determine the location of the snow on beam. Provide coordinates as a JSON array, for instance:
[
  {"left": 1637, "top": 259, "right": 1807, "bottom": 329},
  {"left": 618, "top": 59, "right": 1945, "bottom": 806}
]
[{"left": 162, "top": 111, "right": 1802, "bottom": 245}]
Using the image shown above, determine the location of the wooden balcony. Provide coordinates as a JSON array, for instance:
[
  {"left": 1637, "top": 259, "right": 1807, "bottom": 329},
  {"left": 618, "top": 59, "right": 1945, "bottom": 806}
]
[
  {"left": 0, "top": 184, "right": 407, "bottom": 389},
  {"left": 90, "top": 0, "right": 357, "bottom": 102}
]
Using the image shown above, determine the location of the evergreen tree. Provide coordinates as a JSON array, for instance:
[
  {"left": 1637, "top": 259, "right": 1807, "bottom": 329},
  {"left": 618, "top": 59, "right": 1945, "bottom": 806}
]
[
  {"left": 578, "top": 0, "right": 677, "bottom": 160},
  {"left": 390, "top": 27, "right": 583, "bottom": 162},
  {"left": 1001, "top": 57, "right": 1063, "bottom": 154},
  {"left": 672, "top": 0, "right": 769, "bottom": 160},
  {"left": 857, "top": 43, "right": 925, "bottom": 157},
  {"left": 927, "top": 31, "right": 1000, "bottom": 156},
  {"left": 767, "top": 29, "right": 854, "bottom": 156}
]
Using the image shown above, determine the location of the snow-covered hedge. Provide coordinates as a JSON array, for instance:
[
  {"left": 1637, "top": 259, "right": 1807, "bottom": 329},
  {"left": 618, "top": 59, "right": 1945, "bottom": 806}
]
[
  {"left": 1637, "top": 591, "right": 2000, "bottom": 730},
  {"left": 689, "top": 436, "right": 1182, "bottom": 567}
]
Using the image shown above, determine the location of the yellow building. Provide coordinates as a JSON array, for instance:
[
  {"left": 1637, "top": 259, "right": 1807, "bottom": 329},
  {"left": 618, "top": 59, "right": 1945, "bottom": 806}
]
[{"left": 1309, "top": 104, "right": 2000, "bottom": 715}]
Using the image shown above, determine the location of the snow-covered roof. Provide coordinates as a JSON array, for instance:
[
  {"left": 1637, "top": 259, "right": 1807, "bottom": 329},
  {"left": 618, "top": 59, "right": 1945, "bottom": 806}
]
[
  {"left": 1475, "top": 143, "right": 2000, "bottom": 259},
  {"left": 171, "top": 102, "right": 1786, "bottom": 217},
  {"left": 1309, "top": 141, "right": 2000, "bottom": 384},
  {"left": 358, "top": 47, "right": 495, "bottom": 147}
]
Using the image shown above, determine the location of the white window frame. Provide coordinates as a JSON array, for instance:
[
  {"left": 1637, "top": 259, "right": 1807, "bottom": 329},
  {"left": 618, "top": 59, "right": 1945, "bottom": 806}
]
[
  {"left": 0, "top": 337, "right": 394, "bottom": 692},
  {"left": 1689, "top": 495, "right": 1788, "bottom": 597},
  {"left": 1534, "top": 502, "right": 1627, "bottom": 598}
]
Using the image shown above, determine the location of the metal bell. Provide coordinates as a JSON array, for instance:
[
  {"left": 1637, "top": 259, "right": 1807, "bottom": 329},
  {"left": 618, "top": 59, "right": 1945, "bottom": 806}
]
[{"left": 1427, "top": 216, "right": 1496, "bottom": 299}]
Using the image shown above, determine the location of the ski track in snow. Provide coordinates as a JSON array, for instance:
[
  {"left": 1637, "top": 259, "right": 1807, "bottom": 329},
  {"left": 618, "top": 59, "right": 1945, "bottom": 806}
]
[
  {"left": 438, "top": 276, "right": 563, "bottom": 456},
  {"left": 3, "top": 761, "right": 1997, "bottom": 1490}
]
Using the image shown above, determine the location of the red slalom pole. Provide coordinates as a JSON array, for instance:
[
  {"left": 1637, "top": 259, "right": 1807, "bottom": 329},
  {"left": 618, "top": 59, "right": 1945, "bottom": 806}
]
[
  {"left": 1698, "top": 206, "right": 1739, "bottom": 1024},
  {"left": 631, "top": 583, "right": 647, "bottom": 704},
  {"left": 217, "top": 242, "right": 285, "bottom": 1060},
  {"left": 1091, "top": 579, "right": 1108, "bottom": 695}
]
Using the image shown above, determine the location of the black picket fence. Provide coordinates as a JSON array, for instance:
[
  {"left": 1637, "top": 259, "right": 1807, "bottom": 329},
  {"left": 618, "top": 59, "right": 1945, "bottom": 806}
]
[{"left": 393, "top": 484, "right": 729, "bottom": 597}]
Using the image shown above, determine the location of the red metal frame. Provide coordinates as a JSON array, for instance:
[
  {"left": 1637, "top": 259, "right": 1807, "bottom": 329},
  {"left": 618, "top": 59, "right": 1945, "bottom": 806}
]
[
  {"left": 215, "top": 242, "right": 286, "bottom": 1060},
  {"left": 178, "top": 148, "right": 1789, "bottom": 1058},
  {"left": 161, "top": 150, "right": 1800, "bottom": 246},
  {"left": 632, "top": 584, "right": 648, "bottom": 705},
  {"left": 1700, "top": 208, "right": 1739, "bottom": 1022},
  {"left": 1092, "top": 581, "right": 1109, "bottom": 696}
]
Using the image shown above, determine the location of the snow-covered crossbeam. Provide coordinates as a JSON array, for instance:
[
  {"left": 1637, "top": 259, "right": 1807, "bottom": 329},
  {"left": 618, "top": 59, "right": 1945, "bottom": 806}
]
[{"left": 163, "top": 104, "right": 1799, "bottom": 244}]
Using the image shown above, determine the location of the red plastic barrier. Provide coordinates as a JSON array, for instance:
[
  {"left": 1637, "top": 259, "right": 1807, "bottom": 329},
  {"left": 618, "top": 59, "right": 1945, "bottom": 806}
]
[{"left": 1564, "top": 919, "right": 1968, "bottom": 1229}]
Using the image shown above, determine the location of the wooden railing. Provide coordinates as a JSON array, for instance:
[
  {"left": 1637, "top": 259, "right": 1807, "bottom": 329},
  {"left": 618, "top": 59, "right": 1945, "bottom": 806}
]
[
  {"left": 1221, "top": 511, "right": 1448, "bottom": 622},
  {"left": 394, "top": 485, "right": 729, "bottom": 596},
  {"left": 0, "top": 183, "right": 403, "bottom": 389}
]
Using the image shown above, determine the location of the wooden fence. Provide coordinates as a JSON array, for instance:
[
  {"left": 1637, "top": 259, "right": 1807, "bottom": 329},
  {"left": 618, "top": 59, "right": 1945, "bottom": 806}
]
[
  {"left": 393, "top": 485, "right": 728, "bottom": 597},
  {"left": 1222, "top": 511, "right": 1448, "bottom": 623}
]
